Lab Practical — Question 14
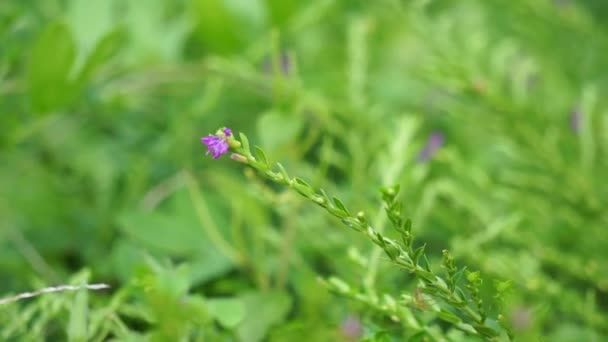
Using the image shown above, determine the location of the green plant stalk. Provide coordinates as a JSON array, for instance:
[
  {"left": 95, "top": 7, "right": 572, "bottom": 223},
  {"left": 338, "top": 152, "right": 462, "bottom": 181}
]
[
  {"left": 185, "top": 173, "right": 244, "bottom": 266},
  {"left": 364, "top": 117, "right": 418, "bottom": 292},
  {"left": 225, "top": 132, "right": 507, "bottom": 339}
]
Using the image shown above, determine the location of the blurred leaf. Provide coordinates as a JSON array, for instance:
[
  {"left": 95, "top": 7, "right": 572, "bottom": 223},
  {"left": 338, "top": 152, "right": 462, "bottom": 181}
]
[
  {"left": 437, "top": 309, "right": 461, "bottom": 324},
  {"left": 67, "top": 285, "right": 88, "bottom": 342},
  {"left": 118, "top": 210, "right": 203, "bottom": 255},
  {"left": 124, "top": 0, "right": 191, "bottom": 62},
  {"left": 76, "top": 28, "right": 124, "bottom": 85},
  {"left": 190, "top": 0, "right": 242, "bottom": 55},
  {"left": 407, "top": 331, "right": 429, "bottom": 342},
  {"left": 236, "top": 291, "right": 292, "bottom": 342},
  {"left": 257, "top": 111, "right": 303, "bottom": 151},
  {"left": 264, "top": 0, "right": 298, "bottom": 28},
  {"left": 109, "top": 240, "right": 147, "bottom": 283},
  {"left": 67, "top": 0, "right": 114, "bottom": 53},
  {"left": 362, "top": 331, "right": 392, "bottom": 342},
  {"left": 28, "top": 22, "right": 77, "bottom": 112},
  {"left": 117, "top": 189, "right": 233, "bottom": 285},
  {"left": 207, "top": 297, "right": 246, "bottom": 329}
]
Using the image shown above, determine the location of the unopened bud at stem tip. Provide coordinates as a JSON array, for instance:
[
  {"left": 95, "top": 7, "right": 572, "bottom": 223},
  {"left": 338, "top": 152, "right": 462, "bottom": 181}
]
[{"left": 231, "top": 153, "right": 248, "bottom": 163}]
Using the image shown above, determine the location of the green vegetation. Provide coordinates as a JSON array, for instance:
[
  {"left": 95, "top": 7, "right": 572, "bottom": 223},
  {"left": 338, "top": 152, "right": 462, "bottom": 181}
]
[{"left": 1, "top": 0, "right": 607, "bottom": 341}]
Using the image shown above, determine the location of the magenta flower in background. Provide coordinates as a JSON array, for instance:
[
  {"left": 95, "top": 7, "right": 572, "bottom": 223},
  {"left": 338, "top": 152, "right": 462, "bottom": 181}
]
[
  {"left": 201, "top": 128, "right": 232, "bottom": 159},
  {"left": 511, "top": 306, "right": 533, "bottom": 331},
  {"left": 569, "top": 108, "right": 582, "bottom": 134},
  {"left": 262, "top": 52, "right": 292, "bottom": 76},
  {"left": 417, "top": 131, "right": 445, "bottom": 162},
  {"left": 340, "top": 315, "right": 362, "bottom": 341}
]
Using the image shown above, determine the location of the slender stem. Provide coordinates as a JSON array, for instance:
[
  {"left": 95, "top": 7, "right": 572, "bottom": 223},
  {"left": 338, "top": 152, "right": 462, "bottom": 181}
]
[
  {"left": 365, "top": 117, "right": 418, "bottom": 289},
  {"left": 0, "top": 284, "right": 110, "bottom": 305},
  {"left": 185, "top": 172, "right": 244, "bottom": 266},
  {"left": 275, "top": 205, "right": 299, "bottom": 288}
]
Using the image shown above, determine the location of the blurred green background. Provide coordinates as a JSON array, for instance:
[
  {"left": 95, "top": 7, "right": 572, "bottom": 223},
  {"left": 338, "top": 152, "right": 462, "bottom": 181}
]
[{"left": 1, "top": 0, "right": 607, "bottom": 340}]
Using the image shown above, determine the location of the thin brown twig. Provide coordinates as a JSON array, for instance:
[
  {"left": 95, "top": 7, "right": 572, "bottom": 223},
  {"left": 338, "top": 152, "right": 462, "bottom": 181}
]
[{"left": 0, "top": 284, "right": 110, "bottom": 305}]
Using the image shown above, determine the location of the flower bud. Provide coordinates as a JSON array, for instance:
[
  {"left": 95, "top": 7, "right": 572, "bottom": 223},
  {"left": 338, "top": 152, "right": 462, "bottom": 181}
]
[{"left": 230, "top": 153, "right": 248, "bottom": 164}]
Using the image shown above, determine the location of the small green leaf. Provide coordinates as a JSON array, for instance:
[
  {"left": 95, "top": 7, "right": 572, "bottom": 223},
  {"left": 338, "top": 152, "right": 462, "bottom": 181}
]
[
  {"left": 452, "top": 267, "right": 468, "bottom": 286},
  {"left": 294, "top": 177, "right": 311, "bottom": 188},
  {"left": 239, "top": 132, "right": 252, "bottom": 157},
  {"left": 437, "top": 309, "right": 462, "bottom": 324},
  {"left": 422, "top": 254, "right": 432, "bottom": 272},
  {"left": 318, "top": 189, "right": 333, "bottom": 207},
  {"left": 401, "top": 231, "right": 413, "bottom": 248},
  {"left": 383, "top": 239, "right": 401, "bottom": 260},
  {"left": 253, "top": 146, "right": 269, "bottom": 168},
  {"left": 456, "top": 323, "right": 478, "bottom": 335},
  {"left": 332, "top": 197, "right": 350, "bottom": 216},
  {"left": 455, "top": 287, "right": 468, "bottom": 303},
  {"left": 413, "top": 244, "right": 426, "bottom": 265},
  {"left": 403, "top": 218, "right": 412, "bottom": 232},
  {"left": 293, "top": 177, "right": 314, "bottom": 197},
  {"left": 434, "top": 276, "right": 449, "bottom": 291},
  {"left": 416, "top": 269, "right": 435, "bottom": 284},
  {"left": 276, "top": 162, "right": 290, "bottom": 181},
  {"left": 473, "top": 324, "right": 500, "bottom": 338},
  {"left": 376, "top": 233, "right": 386, "bottom": 247}
]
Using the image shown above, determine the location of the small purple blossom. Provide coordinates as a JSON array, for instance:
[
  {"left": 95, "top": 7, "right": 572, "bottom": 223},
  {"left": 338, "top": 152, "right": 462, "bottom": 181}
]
[
  {"left": 262, "top": 52, "right": 292, "bottom": 76},
  {"left": 201, "top": 128, "right": 232, "bottom": 159},
  {"left": 511, "top": 306, "right": 533, "bottom": 331},
  {"left": 569, "top": 108, "right": 582, "bottom": 134},
  {"left": 417, "top": 132, "right": 445, "bottom": 162},
  {"left": 340, "top": 315, "right": 362, "bottom": 341},
  {"left": 526, "top": 73, "right": 539, "bottom": 90}
]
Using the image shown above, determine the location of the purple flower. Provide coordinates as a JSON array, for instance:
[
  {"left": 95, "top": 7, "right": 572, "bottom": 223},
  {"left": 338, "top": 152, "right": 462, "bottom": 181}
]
[
  {"left": 340, "top": 315, "right": 362, "bottom": 341},
  {"left": 201, "top": 128, "right": 232, "bottom": 159},
  {"left": 417, "top": 132, "right": 445, "bottom": 162},
  {"left": 511, "top": 306, "right": 533, "bottom": 331},
  {"left": 569, "top": 108, "right": 582, "bottom": 134},
  {"left": 262, "top": 52, "right": 292, "bottom": 76}
]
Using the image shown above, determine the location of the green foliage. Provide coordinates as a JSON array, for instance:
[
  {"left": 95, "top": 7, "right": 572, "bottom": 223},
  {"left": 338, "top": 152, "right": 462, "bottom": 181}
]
[
  {"left": 1, "top": 0, "right": 608, "bottom": 341},
  {"left": 28, "top": 21, "right": 77, "bottom": 112},
  {"left": 230, "top": 132, "right": 507, "bottom": 339}
]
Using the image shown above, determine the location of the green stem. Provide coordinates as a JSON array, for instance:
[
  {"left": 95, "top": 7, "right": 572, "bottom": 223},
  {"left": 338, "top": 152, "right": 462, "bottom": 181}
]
[
  {"left": 185, "top": 172, "right": 244, "bottom": 266},
  {"left": 364, "top": 117, "right": 418, "bottom": 292},
  {"left": 228, "top": 132, "right": 501, "bottom": 339}
]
